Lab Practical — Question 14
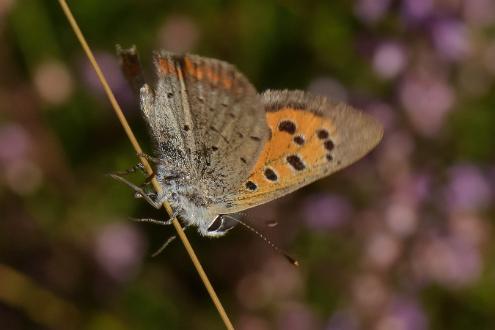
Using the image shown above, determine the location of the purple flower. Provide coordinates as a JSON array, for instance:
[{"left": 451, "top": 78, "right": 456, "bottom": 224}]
[
  {"left": 444, "top": 165, "right": 491, "bottom": 213},
  {"left": 326, "top": 310, "right": 359, "bottom": 330},
  {"left": 157, "top": 15, "right": 199, "bottom": 53},
  {"left": 354, "top": 0, "right": 391, "bottom": 24},
  {"left": 399, "top": 73, "right": 454, "bottom": 137},
  {"left": 34, "top": 60, "right": 74, "bottom": 105},
  {"left": 372, "top": 42, "right": 408, "bottom": 79},
  {"left": 277, "top": 302, "right": 319, "bottom": 330},
  {"left": 412, "top": 235, "right": 482, "bottom": 287},
  {"left": 432, "top": 20, "right": 471, "bottom": 61},
  {"left": 401, "top": 0, "right": 434, "bottom": 22},
  {"left": 464, "top": 0, "right": 495, "bottom": 27},
  {"left": 80, "top": 52, "right": 135, "bottom": 108},
  {"left": 301, "top": 194, "right": 352, "bottom": 230},
  {"left": 93, "top": 222, "right": 146, "bottom": 282},
  {"left": 365, "top": 232, "right": 401, "bottom": 269},
  {"left": 0, "top": 123, "right": 31, "bottom": 164},
  {"left": 377, "top": 297, "right": 427, "bottom": 330},
  {"left": 365, "top": 102, "right": 396, "bottom": 132}
]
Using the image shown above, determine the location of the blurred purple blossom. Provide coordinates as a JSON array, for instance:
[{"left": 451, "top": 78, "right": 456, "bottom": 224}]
[
  {"left": 376, "top": 297, "right": 427, "bottom": 330},
  {"left": 326, "top": 310, "right": 359, "bottom": 330},
  {"left": 263, "top": 257, "right": 302, "bottom": 300},
  {"left": 444, "top": 164, "right": 491, "bottom": 213},
  {"left": 409, "top": 173, "right": 431, "bottom": 205},
  {"left": 4, "top": 159, "right": 43, "bottom": 195},
  {"left": 157, "top": 15, "right": 200, "bottom": 53},
  {"left": 377, "top": 131, "right": 414, "bottom": 182},
  {"left": 0, "top": 123, "right": 31, "bottom": 164},
  {"left": 401, "top": 0, "right": 434, "bottom": 23},
  {"left": 432, "top": 20, "right": 471, "bottom": 61},
  {"left": 301, "top": 194, "right": 352, "bottom": 230},
  {"left": 81, "top": 52, "right": 135, "bottom": 108},
  {"left": 237, "top": 314, "right": 271, "bottom": 330},
  {"left": 94, "top": 222, "right": 146, "bottom": 283},
  {"left": 373, "top": 42, "right": 408, "bottom": 79},
  {"left": 354, "top": 0, "right": 391, "bottom": 24},
  {"left": 277, "top": 302, "right": 319, "bottom": 330},
  {"left": 385, "top": 173, "right": 430, "bottom": 237},
  {"left": 399, "top": 74, "right": 454, "bottom": 137},
  {"left": 464, "top": 0, "right": 495, "bottom": 27},
  {"left": 413, "top": 235, "right": 482, "bottom": 287},
  {"left": 366, "top": 102, "right": 396, "bottom": 132},
  {"left": 352, "top": 274, "right": 389, "bottom": 311},
  {"left": 365, "top": 232, "right": 401, "bottom": 269},
  {"left": 449, "top": 214, "right": 487, "bottom": 247},
  {"left": 386, "top": 202, "right": 417, "bottom": 237},
  {"left": 236, "top": 257, "right": 302, "bottom": 309},
  {"left": 33, "top": 59, "right": 74, "bottom": 105},
  {"left": 236, "top": 272, "right": 273, "bottom": 309}
]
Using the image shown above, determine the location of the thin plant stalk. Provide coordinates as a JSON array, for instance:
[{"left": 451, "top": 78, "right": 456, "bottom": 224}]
[{"left": 56, "top": 1, "right": 234, "bottom": 329}]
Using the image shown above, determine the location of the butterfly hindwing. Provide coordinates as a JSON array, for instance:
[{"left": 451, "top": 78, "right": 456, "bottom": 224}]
[
  {"left": 222, "top": 90, "right": 383, "bottom": 213},
  {"left": 148, "top": 51, "right": 268, "bottom": 202}
]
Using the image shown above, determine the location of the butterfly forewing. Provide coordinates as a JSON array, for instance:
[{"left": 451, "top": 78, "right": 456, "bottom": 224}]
[
  {"left": 150, "top": 52, "right": 269, "bottom": 201},
  {"left": 222, "top": 90, "right": 383, "bottom": 213}
]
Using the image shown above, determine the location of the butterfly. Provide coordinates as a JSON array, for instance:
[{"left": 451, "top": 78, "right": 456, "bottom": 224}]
[{"left": 112, "top": 47, "right": 383, "bottom": 238}]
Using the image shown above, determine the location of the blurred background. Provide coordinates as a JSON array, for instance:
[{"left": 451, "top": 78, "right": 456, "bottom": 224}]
[{"left": 1, "top": 0, "right": 494, "bottom": 329}]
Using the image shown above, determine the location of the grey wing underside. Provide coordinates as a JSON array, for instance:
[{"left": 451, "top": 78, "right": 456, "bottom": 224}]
[
  {"left": 140, "top": 51, "right": 269, "bottom": 198},
  {"left": 222, "top": 90, "right": 384, "bottom": 213}
]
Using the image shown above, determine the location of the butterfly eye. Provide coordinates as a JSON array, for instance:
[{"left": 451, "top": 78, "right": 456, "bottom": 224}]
[
  {"left": 207, "top": 215, "right": 237, "bottom": 235},
  {"left": 207, "top": 216, "right": 223, "bottom": 232}
]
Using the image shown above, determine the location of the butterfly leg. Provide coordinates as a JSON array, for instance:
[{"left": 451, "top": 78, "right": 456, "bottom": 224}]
[
  {"left": 129, "top": 213, "right": 190, "bottom": 257},
  {"left": 136, "top": 152, "right": 160, "bottom": 165},
  {"left": 109, "top": 173, "right": 166, "bottom": 209},
  {"left": 151, "top": 224, "right": 192, "bottom": 257},
  {"left": 116, "top": 44, "right": 145, "bottom": 95},
  {"left": 129, "top": 217, "right": 173, "bottom": 226},
  {"left": 109, "top": 163, "right": 156, "bottom": 196},
  {"left": 111, "top": 162, "right": 147, "bottom": 177},
  {"left": 128, "top": 207, "right": 180, "bottom": 226}
]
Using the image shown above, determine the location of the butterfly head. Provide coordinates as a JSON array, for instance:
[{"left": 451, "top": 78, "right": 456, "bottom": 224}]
[
  {"left": 202, "top": 214, "right": 238, "bottom": 237},
  {"left": 163, "top": 181, "right": 237, "bottom": 237}
]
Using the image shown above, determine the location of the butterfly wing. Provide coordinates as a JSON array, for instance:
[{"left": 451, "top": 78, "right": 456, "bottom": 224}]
[
  {"left": 147, "top": 51, "right": 268, "bottom": 198},
  {"left": 220, "top": 90, "right": 383, "bottom": 213}
]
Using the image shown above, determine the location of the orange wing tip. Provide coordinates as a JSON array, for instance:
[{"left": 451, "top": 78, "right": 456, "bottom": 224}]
[{"left": 152, "top": 51, "right": 182, "bottom": 76}]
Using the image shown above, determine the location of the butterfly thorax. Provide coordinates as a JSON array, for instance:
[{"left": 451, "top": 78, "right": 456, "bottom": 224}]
[{"left": 155, "top": 162, "right": 223, "bottom": 236}]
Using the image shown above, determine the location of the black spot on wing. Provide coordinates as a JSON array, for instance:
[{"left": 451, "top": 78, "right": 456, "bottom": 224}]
[
  {"left": 278, "top": 120, "right": 296, "bottom": 134},
  {"left": 317, "top": 129, "right": 329, "bottom": 139},
  {"left": 324, "top": 140, "right": 335, "bottom": 151},
  {"left": 293, "top": 135, "right": 305, "bottom": 145},
  {"left": 264, "top": 168, "right": 278, "bottom": 181},
  {"left": 286, "top": 155, "right": 305, "bottom": 171},
  {"left": 245, "top": 181, "right": 257, "bottom": 191}
]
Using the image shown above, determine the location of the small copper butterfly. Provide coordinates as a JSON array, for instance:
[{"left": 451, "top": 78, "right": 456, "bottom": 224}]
[{"left": 112, "top": 48, "right": 383, "bottom": 238}]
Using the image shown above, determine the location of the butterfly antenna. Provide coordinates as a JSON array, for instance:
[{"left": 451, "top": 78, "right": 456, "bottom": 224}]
[{"left": 222, "top": 215, "right": 299, "bottom": 267}]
